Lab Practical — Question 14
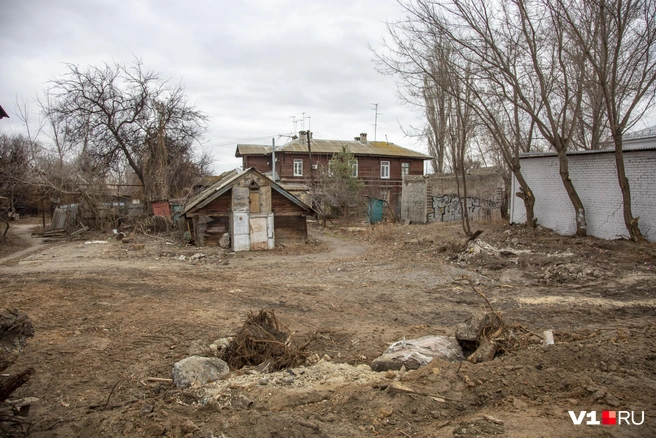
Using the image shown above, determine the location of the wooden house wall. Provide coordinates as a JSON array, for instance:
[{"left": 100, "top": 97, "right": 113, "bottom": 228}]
[
  {"left": 274, "top": 215, "right": 307, "bottom": 243},
  {"left": 191, "top": 188, "right": 231, "bottom": 246},
  {"left": 245, "top": 153, "right": 424, "bottom": 182},
  {"left": 271, "top": 190, "right": 309, "bottom": 243},
  {"left": 244, "top": 156, "right": 271, "bottom": 173},
  {"left": 244, "top": 151, "right": 426, "bottom": 218}
]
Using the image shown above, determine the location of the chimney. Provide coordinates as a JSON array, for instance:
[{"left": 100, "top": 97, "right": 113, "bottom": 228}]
[
  {"left": 299, "top": 130, "right": 306, "bottom": 145},
  {"left": 360, "top": 133, "right": 367, "bottom": 143},
  {"left": 354, "top": 136, "right": 360, "bottom": 141}
]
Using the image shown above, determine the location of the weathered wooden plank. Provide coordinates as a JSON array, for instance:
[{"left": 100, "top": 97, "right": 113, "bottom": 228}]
[
  {"left": 232, "top": 186, "right": 249, "bottom": 212},
  {"left": 260, "top": 186, "right": 271, "bottom": 213}
]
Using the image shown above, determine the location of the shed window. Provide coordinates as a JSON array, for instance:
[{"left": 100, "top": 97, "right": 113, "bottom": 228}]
[
  {"left": 380, "top": 161, "right": 390, "bottom": 179},
  {"left": 293, "top": 159, "right": 303, "bottom": 176}
]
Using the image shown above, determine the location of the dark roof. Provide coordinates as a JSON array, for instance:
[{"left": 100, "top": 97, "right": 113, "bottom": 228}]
[
  {"left": 183, "top": 167, "right": 316, "bottom": 216},
  {"left": 0, "top": 105, "right": 9, "bottom": 119},
  {"left": 237, "top": 137, "right": 431, "bottom": 159}
]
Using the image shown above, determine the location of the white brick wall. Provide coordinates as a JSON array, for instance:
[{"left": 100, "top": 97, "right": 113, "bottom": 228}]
[{"left": 510, "top": 149, "right": 656, "bottom": 242}]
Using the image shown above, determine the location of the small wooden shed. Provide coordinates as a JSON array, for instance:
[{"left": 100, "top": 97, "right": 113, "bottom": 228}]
[{"left": 183, "top": 168, "right": 315, "bottom": 251}]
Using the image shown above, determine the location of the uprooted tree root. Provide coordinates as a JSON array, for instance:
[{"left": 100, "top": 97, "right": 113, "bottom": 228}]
[
  {"left": 461, "top": 277, "right": 542, "bottom": 363},
  {"left": 220, "top": 309, "right": 314, "bottom": 371}
]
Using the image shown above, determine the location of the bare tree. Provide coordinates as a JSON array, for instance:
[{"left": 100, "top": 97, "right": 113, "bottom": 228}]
[
  {"left": 46, "top": 59, "right": 208, "bottom": 203},
  {"left": 318, "top": 146, "right": 364, "bottom": 222},
  {"left": 439, "top": 0, "right": 590, "bottom": 236},
  {"left": 423, "top": 67, "right": 449, "bottom": 173},
  {"left": 0, "top": 134, "right": 35, "bottom": 234},
  {"left": 446, "top": 61, "right": 477, "bottom": 236},
  {"left": 374, "top": 1, "right": 542, "bottom": 230},
  {"left": 558, "top": 0, "right": 656, "bottom": 241},
  {"left": 469, "top": 85, "right": 540, "bottom": 227}
]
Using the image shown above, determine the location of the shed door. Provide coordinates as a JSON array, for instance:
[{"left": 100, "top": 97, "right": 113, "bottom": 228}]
[{"left": 249, "top": 217, "right": 268, "bottom": 250}]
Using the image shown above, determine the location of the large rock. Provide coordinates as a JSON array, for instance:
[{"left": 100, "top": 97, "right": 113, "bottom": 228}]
[
  {"left": 172, "top": 356, "right": 229, "bottom": 388},
  {"left": 371, "top": 335, "right": 464, "bottom": 372},
  {"left": 219, "top": 233, "right": 231, "bottom": 249}
]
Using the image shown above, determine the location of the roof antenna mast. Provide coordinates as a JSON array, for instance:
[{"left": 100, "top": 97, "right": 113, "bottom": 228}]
[
  {"left": 290, "top": 115, "right": 297, "bottom": 134},
  {"left": 371, "top": 103, "right": 380, "bottom": 141}
]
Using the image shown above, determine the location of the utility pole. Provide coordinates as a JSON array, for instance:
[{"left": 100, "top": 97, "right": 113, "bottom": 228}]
[
  {"left": 306, "top": 129, "right": 319, "bottom": 215},
  {"left": 371, "top": 103, "right": 380, "bottom": 141},
  {"left": 306, "top": 130, "right": 315, "bottom": 187},
  {"left": 271, "top": 137, "right": 277, "bottom": 181}
]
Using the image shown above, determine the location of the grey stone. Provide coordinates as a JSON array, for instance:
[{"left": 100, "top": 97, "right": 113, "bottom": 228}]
[
  {"left": 371, "top": 336, "right": 464, "bottom": 372},
  {"left": 140, "top": 403, "right": 154, "bottom": 416},
  {"left": 172, "top": 356, "right": 230, "bottom": 388},
  {"left": 233, "top": 394, "right": 253, "bottom": 410},
  {"left": 219, "top": 233, "right": 231, "bottom": 249}
]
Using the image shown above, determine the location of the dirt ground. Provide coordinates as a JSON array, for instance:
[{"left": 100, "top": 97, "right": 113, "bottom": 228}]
[{"left": 0, "top": 218, "right": 655, "bottom": 437}]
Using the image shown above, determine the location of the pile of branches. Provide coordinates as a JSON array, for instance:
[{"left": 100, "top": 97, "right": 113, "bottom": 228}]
[
  {"left": 220, "top": 309, "right": 312, "bottom": 371},
  {"left": 133, "top": 215, "right": 178, "bottom": 234}
]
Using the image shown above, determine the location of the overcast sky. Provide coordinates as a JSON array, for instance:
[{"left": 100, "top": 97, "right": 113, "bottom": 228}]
[{"left": 1, "top": 0, "right": 428, "bottom": 173}]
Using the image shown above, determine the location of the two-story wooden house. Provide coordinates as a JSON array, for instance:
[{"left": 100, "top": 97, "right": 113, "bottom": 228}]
[{"left": 236, "top": 131, "right": 431, "bottom": 216}]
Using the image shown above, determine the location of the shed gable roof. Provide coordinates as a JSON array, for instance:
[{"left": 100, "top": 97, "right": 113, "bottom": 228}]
[{"left": 183, "top": 168, "right": 314, "bottom": 216}]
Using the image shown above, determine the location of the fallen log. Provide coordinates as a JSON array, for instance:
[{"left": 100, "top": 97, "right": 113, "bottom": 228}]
[
  {"left": 0, "top": 309, "right": 34, "bottom": 373},
  {"left": 0, "top": 368, "right": 33, "bottom": 403}
]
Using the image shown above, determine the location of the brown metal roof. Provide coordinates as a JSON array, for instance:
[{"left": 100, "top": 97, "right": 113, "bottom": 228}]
[
  {"left": 237, "top": 138, "right": 431, "bottom": 159},
  {"left": 235, "top": 144, "right": 271, "bottom": 157}
]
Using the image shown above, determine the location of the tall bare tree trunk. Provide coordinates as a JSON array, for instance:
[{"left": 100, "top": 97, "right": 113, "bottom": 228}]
[
  {"left": 513, "top": 167, "right": 537, "bottom": 228},
  {"left": 613, "top": 138, "right": 642, "bottom": 240},
  {"left": 555, "top": 146, "right": 587, "bottom": 237}
]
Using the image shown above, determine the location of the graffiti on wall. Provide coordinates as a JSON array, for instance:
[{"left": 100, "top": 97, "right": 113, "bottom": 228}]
[{"left": 427, "top": 194, "right": 498, "bottom": 222}]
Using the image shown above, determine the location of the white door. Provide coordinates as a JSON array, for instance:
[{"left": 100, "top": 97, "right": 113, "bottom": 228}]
[
  {"left": 232, "top": 212, "right": 250, "bottom": 251},
  {"left": 249, "top": 216, "right": 268, "bottom": 250}
]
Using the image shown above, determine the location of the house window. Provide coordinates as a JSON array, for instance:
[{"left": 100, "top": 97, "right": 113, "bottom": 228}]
[
  {"left": 293, "top": 159, "right": 303, "bottom": 176},
  {"left": 401, "top": 162, "right": 410, "bottom": 176},
  {"left": 380, "top": 161, "right": 390, "bottom": 179},
  {"left": 351, "top": 159, "right": 358, "bottom": 177}
]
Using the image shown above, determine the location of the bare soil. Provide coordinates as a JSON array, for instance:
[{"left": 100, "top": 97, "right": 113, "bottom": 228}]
[{"left": 0, "top": 219, "right": 655, "bottom": 437}]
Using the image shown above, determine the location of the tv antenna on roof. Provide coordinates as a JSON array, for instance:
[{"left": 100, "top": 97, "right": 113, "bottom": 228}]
[
  {"left": 371, "top": 103, "right": 381, "bottom": 141},
  {"left": 290, "top": 115, "right": 297, "bottom": 133}
]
